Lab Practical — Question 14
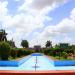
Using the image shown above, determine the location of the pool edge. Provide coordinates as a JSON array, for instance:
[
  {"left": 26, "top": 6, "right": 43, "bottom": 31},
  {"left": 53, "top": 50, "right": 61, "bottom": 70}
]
[{"left": 0, "top": 70, "right": 75, "bottom": 75}]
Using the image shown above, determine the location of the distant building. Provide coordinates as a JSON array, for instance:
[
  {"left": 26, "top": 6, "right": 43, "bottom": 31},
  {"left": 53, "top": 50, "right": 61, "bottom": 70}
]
[
  {"left": 59, "top": 43, "right": 69, "bottom": 49},
  {"left": 34, "top": 45, "right": 41, "bottom": 52}
]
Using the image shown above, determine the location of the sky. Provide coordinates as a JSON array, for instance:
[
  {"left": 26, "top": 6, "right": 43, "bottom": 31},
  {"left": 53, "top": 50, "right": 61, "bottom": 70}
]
[{"left": 0, "top": 0, "right": 75, "bottom": 47}]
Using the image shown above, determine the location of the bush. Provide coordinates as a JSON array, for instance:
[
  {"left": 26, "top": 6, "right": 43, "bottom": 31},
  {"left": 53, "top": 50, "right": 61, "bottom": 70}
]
[
  {"left": 23, "top": 50, "right": 32, "bottom": 55},
  {"left": 17, "top": 48, "right": 23, "bottom": 57},
  {"left": 17, "top": 48, "right": 32, "bottom": 57},
  {"left": 44, "top": 49, "right": 50, "bottom": 55},
  {"left": 10, "top": 48, "right": 17, "bottom": 59},
  {"left": 61, "top": 52, "right": 68, "bottom": 59},
  {"left": 0, "top": 42, "right": 10, "bottom": 60}
]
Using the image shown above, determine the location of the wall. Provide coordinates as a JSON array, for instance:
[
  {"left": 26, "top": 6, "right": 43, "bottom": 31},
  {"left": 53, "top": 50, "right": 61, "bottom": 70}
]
[
  {"left": 54, "top": 60, "right": 75, "bottom": 66},
  {"left": 0, "top": 61, "right": 18, "bottom": 66},
  {"left": 0, "top": 70, "right": 75, "bottom": 75},
  {"left": 0, "top": 55, "right": 31, "bottom": 66},
  {"left": 31, "top": 53, "right": 43, "bottom": 56}
]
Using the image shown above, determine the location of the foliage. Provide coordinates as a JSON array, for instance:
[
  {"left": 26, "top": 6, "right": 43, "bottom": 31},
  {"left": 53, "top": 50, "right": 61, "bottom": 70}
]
[
  {"left": 7, "top": 40, "right": 15, "bottom": 48},
  {"left": 61, "top": 52, "right": 68, "bottom": 59},
  {"left": 17, "top": 48, "right": 23, "bottom": 57},
  {"left": 21, "top": 40, "right": 29, "bottom": 48},
  {"left": 10, "top": 48, "right": 17, "bottom": 59},
  {"left": 17, "top": 48, "right": 32, "bottom": 57},
  {"left": 0, "top": 41, "right": 10, "bottom": 60},
  {"left": 45, "top": 40, "right": 52, "bottom": 48}
]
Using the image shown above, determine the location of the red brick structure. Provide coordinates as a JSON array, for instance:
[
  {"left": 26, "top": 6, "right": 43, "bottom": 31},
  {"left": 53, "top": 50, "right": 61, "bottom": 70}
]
[{"left": 0, "top": 70, "right": 75, "bottom": 75}]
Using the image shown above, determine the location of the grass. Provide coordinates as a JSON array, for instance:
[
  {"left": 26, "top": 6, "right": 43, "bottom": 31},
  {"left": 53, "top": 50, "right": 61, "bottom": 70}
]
[
  {"left": 49, "top": 55, "right": 75, "bottom": 60},
  {"left": 8, "top": 55, "right": 28, "bottom": 60}
]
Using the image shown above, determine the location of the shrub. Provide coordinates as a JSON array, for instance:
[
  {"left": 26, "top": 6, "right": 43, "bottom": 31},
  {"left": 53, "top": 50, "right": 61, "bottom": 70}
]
[
  {"left": 16, "top": 48, "right": 32, "bottom": 57},
  {"left": 10, "top": 48, "right": 17, "bottom": 59},
  {"left": 44, "top": 49, "right": 50, "bottom": 55},
  {"left": 0, "top": 42, "right": 10, "bottom": 60},
  {"left": 23, "top": 50, "right": 32, "bottom": 55},
  {"left": 17, "top": 48, "right": 23, "bottom": 57},
  {"left": 61, "top": 52, "right": 68, "bottom": 59}
]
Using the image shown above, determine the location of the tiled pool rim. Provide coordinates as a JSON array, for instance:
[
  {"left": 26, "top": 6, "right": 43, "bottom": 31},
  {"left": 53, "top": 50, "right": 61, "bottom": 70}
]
[
  {"left": 0, "top": 53, "right": 43, "bottom": 66},
  {"left": 0, "top": 55, "right": 31, "bottom": 66},
  {"left": 0, "top": 53, "right": 75, "bottom": 66},
  {"left": 0, "top": 70, "right": 75, "bottom": 75}
]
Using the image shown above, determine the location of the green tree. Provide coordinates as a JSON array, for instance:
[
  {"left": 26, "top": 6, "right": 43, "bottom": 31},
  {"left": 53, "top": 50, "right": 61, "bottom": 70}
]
[
  {"left": 21, "top": 40, "right": 29, "bottom": 48},
  {"left": 54, "top": 44, "right": 62, "bottom": 59},
  {"left": 45, "top": 40, "right": 52, "bottom": 48},
  {"left": 7, "top": 40, "right": 16, "bottom": 48},
  {"left": 70, "top": 45, "right": 75, "bottom": 54},
  {"left": 0, "top": 42, "right": 10, "bottom": 60}
]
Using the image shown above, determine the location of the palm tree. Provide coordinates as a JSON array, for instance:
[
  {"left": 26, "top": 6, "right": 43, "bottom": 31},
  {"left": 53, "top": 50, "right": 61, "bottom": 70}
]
[{"left": 45, "top": 40, "right": 52, "bottom": 48}]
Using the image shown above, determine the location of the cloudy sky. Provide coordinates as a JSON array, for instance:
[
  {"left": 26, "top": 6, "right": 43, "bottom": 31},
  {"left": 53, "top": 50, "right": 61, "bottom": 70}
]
[{"left": 0, "top": 0, "right": 75, "bottom": 47}]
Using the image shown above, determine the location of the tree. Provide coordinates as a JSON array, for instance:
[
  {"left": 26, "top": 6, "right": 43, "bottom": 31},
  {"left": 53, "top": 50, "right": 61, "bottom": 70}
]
[
  {"left": 0, "top": 29, "right": 7, "bottom": 41},
  {"left": 21, "top": 40, "right": 29, "bottom": 48},
  {"left": 0, "top": 42, "right": 10, "bottom": 60},
  {"left": 70, "top": 45, "right": 75, "bottom": 54},
  {"left": 45, "top": 40, "right": 52, "bottom": 48},
  {"left": 54, "top": 44, "right": 63, "bottom": 59},
  {"left": 7, "top": 39, "right": 16, "bottom": 48}
]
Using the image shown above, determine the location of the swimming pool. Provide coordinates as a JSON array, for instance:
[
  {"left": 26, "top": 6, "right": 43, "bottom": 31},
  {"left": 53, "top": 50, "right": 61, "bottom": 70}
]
[{"left": 0, "top": 53, "right": 75, "bottom": 71}]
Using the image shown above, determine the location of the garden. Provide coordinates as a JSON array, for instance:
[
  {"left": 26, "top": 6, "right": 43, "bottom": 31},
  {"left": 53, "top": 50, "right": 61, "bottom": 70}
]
[
  {"left": 43, "top": 42, "right": 75, "bottom": 60},
  {"left": 0, "top": 29, "right": 75, "bottom": 61},
  {"left": 0, "top": 41, "right": 34, "bottom": 61}
]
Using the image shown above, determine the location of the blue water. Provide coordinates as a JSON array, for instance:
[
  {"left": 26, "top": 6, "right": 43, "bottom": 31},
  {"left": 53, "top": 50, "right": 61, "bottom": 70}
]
[{"left": 0, "top": 53, "right": 75, "bottom": 70}]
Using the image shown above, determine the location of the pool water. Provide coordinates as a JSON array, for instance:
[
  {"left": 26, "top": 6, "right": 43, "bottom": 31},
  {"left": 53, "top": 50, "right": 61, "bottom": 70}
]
[{"left": 0, "top": 53, "right": 75, "bottom": 71}]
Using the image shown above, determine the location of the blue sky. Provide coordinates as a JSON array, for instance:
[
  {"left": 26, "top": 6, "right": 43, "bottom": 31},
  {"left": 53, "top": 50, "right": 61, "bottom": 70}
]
[
  {"left": 48, "top": 0, "right": 75, "bottom": 24},
  {"left": 0, "top": 0, "right": 75, "bottom": 47}
]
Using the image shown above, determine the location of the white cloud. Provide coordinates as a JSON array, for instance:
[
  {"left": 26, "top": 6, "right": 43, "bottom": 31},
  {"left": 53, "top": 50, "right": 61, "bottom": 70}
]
[
  {"left": 70, "top": 8, "right": 75, "bottom": 21},
  {"left": 0, "top": 1, "right": 8, "bottom": 21},
  {"left": 14, "top": 0, "right": 20, "bottom": 2},
  {"left": 0, "top": 1, "right": 8, "bottom": 14},
  {"left": 29, "top": 7, "right": 75, "bottom": 47},
  {"left": 3, "top": 13, "right": 45, "bottom": 33},
  {"left": 18, "top": 0, "right": 67, "bottom": 16},
  {"left": 0, "top": 0, "right": 71, "bottom": 47},
  {"left": 57, "top": 18, "right": 75, "bottom": 33},
  {"left": 41, "top": 12, "right": 75, "bottom": 37},
  {"left": 30, "top": 0, "right": 66, "bottom": 10},
  {"left": 19, "top": 0, "right": 67, "bottom": 11}
]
